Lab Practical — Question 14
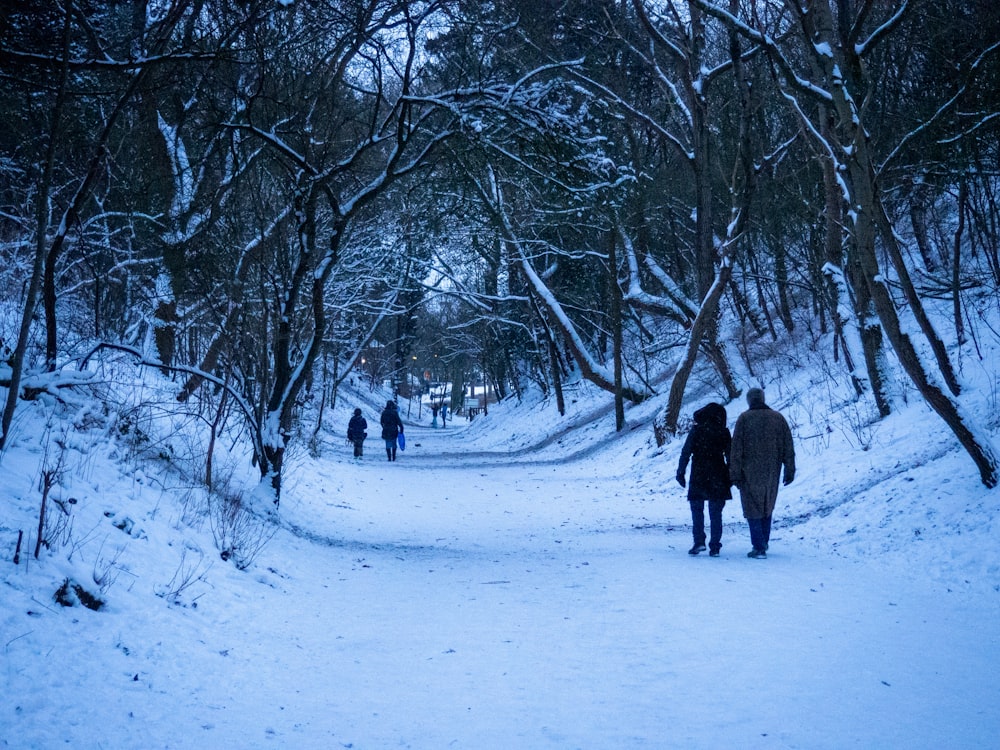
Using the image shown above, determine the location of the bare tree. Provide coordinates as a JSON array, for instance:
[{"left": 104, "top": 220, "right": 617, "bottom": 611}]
[
  {"left": 584, "top": 0, "right": 761, "bottom": 435},
  {"left": 195, "top": 0, "right": 459, "bottom": 501},
  {"left": 0, "top": 1, "right": 194, "bottom": 449},
  {"left": 694, "top": 0, "right": 1000, "bottom": 487}
]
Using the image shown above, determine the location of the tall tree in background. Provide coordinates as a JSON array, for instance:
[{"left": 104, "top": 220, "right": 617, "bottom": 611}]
[
  {"left": 2, "top": 0, "right": 999, "bottom": 493},
  {"left": 211, "top": 0, "right": 460, "bottom": 500},
  {"left": 620, "top": 0, "right": 754, "bottom": 436},
  {"left": 694, "top": 0, "right": 1000, "bottom": 487},
  {"left": 0, "top": 0, "right": 197, "bottom": 449}
]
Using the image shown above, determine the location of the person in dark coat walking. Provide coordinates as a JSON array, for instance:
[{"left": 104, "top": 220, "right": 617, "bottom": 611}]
[
  {"left": 729, "top": 387, "right": 795, "bottom": 558},
  {"left": 347, "top": 408, "right": 367, "bottom": 459},
  {"left": 380, "top": 400, "right": 404, "bottom": 461},
  {"left": 676, "top": 402, "right": 732, "bottom": 556}
]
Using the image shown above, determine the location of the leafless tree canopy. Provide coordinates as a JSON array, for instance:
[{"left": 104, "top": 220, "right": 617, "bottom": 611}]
[{"left": 2, "top": 0, "right": 999, "bottom": 491}]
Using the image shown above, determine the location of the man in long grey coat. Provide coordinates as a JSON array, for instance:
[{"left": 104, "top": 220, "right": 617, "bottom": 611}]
[{"left": 729, "top": 387, "right": 795, "bottom": 558}]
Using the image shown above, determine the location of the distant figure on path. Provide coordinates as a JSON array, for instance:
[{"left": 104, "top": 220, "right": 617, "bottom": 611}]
[
  {"left": 676, "top": 402, "right": 732, "bottom": 557},
  {"left": 729, "top": 388, "right": 795, "bottom": 559},
  {"left": 380, "top": 400, "right": 404, "bottom": 462},
  {"left": 347, "top": 408, "right": 367, "bottom": 459}
]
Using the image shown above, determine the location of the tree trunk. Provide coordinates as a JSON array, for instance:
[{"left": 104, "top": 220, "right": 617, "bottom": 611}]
[
  {"left": 909, "top": 177, "right": 940, "bottom": 272},
  {"left": 703, "top": 339, "right": 741, "bottom": 400},
  {"left": 658, "top": 260, "right": 733, "bottom": 442},
  {"left": 0, "top": 10, "right": 71, "bottom": 449},
  {"left": 951, "top": 177, "right": 968, "bottom": 346},
  {"left": 514, "top": 242, "right": 648, "bottom": 404},
  {"left": 609, "top": 230, "right": 626, "bottom": 431},
  {"left": 549, "top": 337, "right": 566, "bottom": 417},
  {"left": 864, "top": 261, "right": 998, "bottom": 487},
  {"left": 875, "top": 189, "right": 961, "bottom": 396},
  {"left": 812, "top": 0, "right": 993, "bottom": 484},
  {"left": 206, "top": 389, "right": 228, "bottom": 491},
  {"left": 819, "top": 106, "right": 868, "bottom": 401}
]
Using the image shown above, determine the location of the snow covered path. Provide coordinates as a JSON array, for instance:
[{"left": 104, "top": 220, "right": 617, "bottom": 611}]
[
  {"left": 263, "top": 425, "right": 1000, "bottom": 749},
  {"left": 4, "top": 422, "right": 999, "bottom": 748}
]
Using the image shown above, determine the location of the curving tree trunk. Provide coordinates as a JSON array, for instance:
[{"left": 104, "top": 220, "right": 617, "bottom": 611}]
[{"left": 657, "top": 258, "right": 733, "bottom": 445}]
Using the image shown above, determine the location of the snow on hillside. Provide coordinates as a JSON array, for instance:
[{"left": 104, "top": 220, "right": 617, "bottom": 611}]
[{"left": 2, "top": 343, "right": 1000, "bottom": 748}]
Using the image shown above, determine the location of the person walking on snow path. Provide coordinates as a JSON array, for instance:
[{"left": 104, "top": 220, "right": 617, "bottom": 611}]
[
  {"left": 380, "top": 400, "right": 404, "bottom": 462},
  {"left": 347, "top": 408, "right": 367, "bottom": 459},
  {"left": 729, "top": 387, "right": 795, "bottom": 559},
  {"left": 676, "top": 402, "right": 732, "bottom": 557}
]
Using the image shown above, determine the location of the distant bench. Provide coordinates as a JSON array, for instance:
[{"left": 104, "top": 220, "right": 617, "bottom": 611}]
[{"left": 466, "top": 407, "right": 484, "bottom": 420}]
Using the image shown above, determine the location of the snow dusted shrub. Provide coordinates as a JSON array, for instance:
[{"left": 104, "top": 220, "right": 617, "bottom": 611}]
[
  {"left": 208, "top": 487, "right": 275, "bottom": 570},
  {"left": 155, "top": 548, "right": 212, "bottom": 606},
  {"left": 34, "top": 430, "right": 73, "bottom": 558},
  {"left": 114, "top": 409, "right": 156, "bottom": 466},
  {"left": 175, "top": 487, "right": 208, "bottom": 531},
  {"left": 840, "top": 398, "right": 882, "bottom": 452},
  {"left": 34, "top": 463, "right": 75, "bottom": 558},
  {"left": 106, "top": 385, "right": 189, "bottom": 471},
  {"left": 92, "top": 540, "right": 131, "bottom": 595},
  {"left": 39, "top": 495, "right": 74, "bottom": 555},
  {"left": 54, "top": 578, "right": 104, "bottom": 611}
]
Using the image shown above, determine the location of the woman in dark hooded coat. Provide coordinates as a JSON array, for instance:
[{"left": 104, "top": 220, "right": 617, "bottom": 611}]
[
  {"left": 380, "top": 400, "right": 404, "bottom": 461},
  {"left": 676, "top": 402, "right": 732, "bottom": 556}
]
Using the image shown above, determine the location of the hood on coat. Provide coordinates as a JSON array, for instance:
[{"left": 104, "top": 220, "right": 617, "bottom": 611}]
[
  {"left": 693, "top": 402, "right": 727, "bottom": 427},
  {"left": 747, "top": 388, "right": 766, "bottom": 408}
]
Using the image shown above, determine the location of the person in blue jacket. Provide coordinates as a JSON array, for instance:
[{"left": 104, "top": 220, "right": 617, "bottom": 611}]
[
  {"left": 676, "top": 402, "right": 732, "bottom": 556},
  {"left": 380, "top": 400, "right": 404, "bottom": 462}
]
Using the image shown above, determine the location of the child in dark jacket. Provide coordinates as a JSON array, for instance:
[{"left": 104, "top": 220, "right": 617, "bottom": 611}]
[{"left": 347, "top": 408, "right": 367, "bottom": 459}]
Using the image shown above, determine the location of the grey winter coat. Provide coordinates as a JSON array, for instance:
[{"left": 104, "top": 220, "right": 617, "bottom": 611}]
[{"left": 729, "top": 401, "right": 795, "bottom": 519}]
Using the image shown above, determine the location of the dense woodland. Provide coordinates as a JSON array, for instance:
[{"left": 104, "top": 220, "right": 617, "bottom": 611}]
[{"left": 2, "top": 0, "right": 999, "bottom": 500}]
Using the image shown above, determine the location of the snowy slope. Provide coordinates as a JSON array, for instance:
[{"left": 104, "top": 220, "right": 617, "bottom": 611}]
[{"left": 2, "top": 351, "right": 1000, "bottom": 748}]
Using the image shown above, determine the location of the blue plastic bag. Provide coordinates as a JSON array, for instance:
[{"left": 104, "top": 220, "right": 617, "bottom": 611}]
[{"left": 397, "top": 432, "right": 406, "bottom": 451}]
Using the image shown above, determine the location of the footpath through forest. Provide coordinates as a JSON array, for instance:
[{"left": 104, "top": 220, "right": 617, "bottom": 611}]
[
  {"left": 5, "top": 413, "right": 998, "bottom": 749},
  {"left": 261, "top": 421, "right": 1000, "bottom": 748}
]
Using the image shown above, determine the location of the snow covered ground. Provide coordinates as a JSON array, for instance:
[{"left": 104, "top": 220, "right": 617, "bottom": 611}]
[{"left": 2, "top": 371, "right": 1000, "bottom": 748}]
